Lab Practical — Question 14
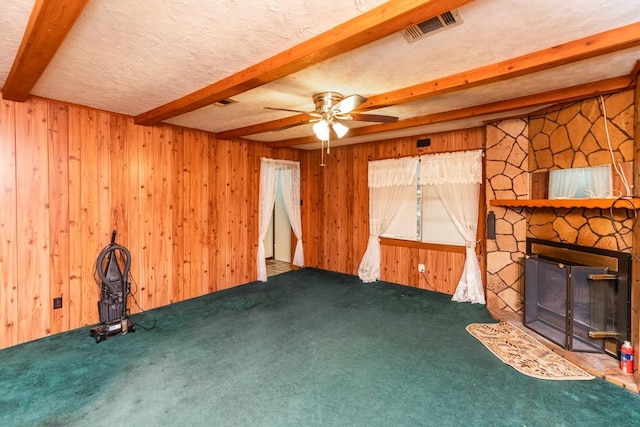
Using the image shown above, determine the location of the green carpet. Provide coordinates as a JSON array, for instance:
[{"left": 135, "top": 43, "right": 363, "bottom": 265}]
[{"left": 1, "top": 268, "right": 639, "bottom": 426}]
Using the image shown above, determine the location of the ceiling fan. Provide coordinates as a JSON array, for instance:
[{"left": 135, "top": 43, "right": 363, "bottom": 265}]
[{"left": 265, "top": 91, "right": 398, "bottom": 157}]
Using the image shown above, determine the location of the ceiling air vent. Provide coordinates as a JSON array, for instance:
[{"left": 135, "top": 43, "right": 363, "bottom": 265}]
[
  {"left": 213, "top": 98, "right": 237, "bottom": 107},
  {"left": 402, "top": 9, "right": 463, "bottom": 43}
]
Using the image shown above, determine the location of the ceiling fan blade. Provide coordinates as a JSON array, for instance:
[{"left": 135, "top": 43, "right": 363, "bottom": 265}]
[
  {"left": 331, "top": 94, "right": 367, "bottom": 114},
  {"left": 350, "top": 113, "right": 398, "bottom": 123},
  {"left": 264, "top": 107, "right": 310, "bottom": 114}
]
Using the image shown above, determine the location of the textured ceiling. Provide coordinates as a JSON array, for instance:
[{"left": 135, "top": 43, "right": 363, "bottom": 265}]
[{"left": 1, "top": 0, "right": 640, "bottom": 149}]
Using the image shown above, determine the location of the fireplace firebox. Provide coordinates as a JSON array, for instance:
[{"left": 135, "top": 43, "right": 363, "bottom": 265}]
[{"left": 524, "top": 238, "right": 631, "bottom": 358}]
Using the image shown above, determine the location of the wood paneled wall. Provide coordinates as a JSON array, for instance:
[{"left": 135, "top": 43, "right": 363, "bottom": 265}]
[
  {"left": 0, "top": 92, "right": 484, "bottom": 349},
  {"left": 0, "top": 95, "right": 298, "bottom": 349},
  {"left": 299, "top": 129, "right": 486, "bottom": 294}
]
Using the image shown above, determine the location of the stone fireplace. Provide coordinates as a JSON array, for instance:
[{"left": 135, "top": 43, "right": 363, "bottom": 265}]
[
  {"left": 486, "top": 90, "right": 635, "bottom": 313},
  {"left": 485, "top": 89, "right": 637, "bottom": 381}
]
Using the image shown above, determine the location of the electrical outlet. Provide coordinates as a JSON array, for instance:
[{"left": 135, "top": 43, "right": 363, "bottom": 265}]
[
  {"left": 418, "top": 264, "right": 425, "bottom": 273},
  {"left": 53, "top": 297, "right": 63, "bottom": 310}
]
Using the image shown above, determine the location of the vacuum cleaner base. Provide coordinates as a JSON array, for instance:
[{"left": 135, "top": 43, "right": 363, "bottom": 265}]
[{"left": 89, "top": 318, "right": 135, "bottom": 343}]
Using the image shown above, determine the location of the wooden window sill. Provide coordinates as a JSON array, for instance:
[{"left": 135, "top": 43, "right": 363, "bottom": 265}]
[{"left": 380, "top": 237, "right": 466, "bottom": 254}]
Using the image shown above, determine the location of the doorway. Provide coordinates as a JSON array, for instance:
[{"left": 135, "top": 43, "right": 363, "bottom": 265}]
[
  {"left": 257, "top": 157, "right": 303, "bottom": 282},
  {"left": 264, "top": 173, "right": 292, "bottom": 276}
]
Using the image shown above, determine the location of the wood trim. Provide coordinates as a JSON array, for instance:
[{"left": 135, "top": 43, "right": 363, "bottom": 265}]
[
  {"left": 217, "top": 114, "right": 312, "bottom": 140},
  {"left": 1, "top": 0, "right": 89, "bottom": 102},
  {"left": 490, "top": 198, "right": 640, "bottom": 209},
  {"left": 134, "top": 0, "right": 476, "bottom": 125},
  {"left": 266, "top": 75, "right": 633, "bottom": 148},
  {"left": 380, "top": 237, "right": 466, "bottom": 254}
]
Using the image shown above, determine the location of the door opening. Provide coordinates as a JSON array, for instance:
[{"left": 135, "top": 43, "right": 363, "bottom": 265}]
[{"left": 264, "top": 173, "right": 291, "bottom": 263}]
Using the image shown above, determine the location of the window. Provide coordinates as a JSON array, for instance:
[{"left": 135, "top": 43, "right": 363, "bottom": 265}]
[
  {"left": 381, "top": 160, "right": 466, "bottom": 246},
  {"left": 360, "top": 150, "right": 484, "bottom": 301},
  {"left": 548, "top": 164, "right": 613, "bottom": 199}
]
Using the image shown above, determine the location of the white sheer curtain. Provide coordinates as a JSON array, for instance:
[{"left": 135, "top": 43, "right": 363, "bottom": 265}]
[
  {"left": 279, "top": 167, "right": 304, "bottom": 267},
  {"left": 584, "top": 164, "right": 613, "bottom": 198},
  {"left": 421, "top": 150, "right": 485, "bottom": 304},
  {"left": 548, "top": 168, "right": 582, "bottom": 199},
  {"left": 358, "top": 156, "right": 418, "bottom": 283},
  {"left": 257, "top": 158, "right": 304, "bottom": 282},
  {"left": 549, "top": 164, "right": 612, "bottom": 199}
]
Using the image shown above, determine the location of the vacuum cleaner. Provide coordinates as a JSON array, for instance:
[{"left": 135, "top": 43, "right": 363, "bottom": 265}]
[{"left": 89, "top": 230, "right": 135, "bottom": 343}]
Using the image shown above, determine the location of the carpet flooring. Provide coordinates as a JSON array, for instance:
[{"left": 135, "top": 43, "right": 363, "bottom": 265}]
[{"left": 1, "top": 268, "right": 639, "bottom": 426}]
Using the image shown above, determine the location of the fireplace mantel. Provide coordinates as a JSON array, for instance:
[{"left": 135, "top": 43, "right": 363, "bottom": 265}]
[{"left": 491, "top": 198, "right": 640, "bottom": 210}]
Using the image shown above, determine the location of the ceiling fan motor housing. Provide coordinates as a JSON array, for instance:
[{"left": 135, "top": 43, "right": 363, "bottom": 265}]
[{"left": 313, "top": 92, "right": 344, "bottom": 113}]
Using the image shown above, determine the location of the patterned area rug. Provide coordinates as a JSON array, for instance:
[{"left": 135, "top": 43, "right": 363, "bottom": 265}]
[{"left": 466, "top": 322, "right": 595, "bottom": 380}]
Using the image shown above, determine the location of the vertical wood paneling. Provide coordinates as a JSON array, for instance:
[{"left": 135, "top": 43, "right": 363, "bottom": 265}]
[
  {"left": 152, "top": 125, "right": 172, "bottom": 307},
  {"left": 48, "top": 102, "right": 69, "bottom": 334},
  {"left": 78, "top": 108, "right": 100, "bottom": 326},
  {"left": 0, "top": 96, "right": 290, "bottom": 349},
  {"left": 67, "top": 106, "right": 83, "bottom": 327},
  {"left": 0, "top": 99, "right": 18, "bottom": 347},
  {"left": 171, "top": 129, "right": 185, "bottom": 303},
  {"left": 192, "top": 130, "right": 209, "bottom": 295},
  {"left": 109, "top": 115, "right": 128, "bottom": 238},
  {"left": 230, "top": 140, "right": 248, "bottom": 286},
  {"left": 180, "top": 130, "right": 195, "bottom": 300},
  {"left": 139, "top": 125, "right": 154, "bottom": 309},
  {"left": 15, "top": 98, "right": 50, "bottom": 342},
  {"left": 97, "top": 111, "right": 112, "bottom": 248},
  {"left": 1, "top": 92, "right": 485, "bottom": 349},
  {"left": 212, "top": 139, "right": 229, "bottom": 290},
  {"left": 125, "top": 120, "right": 143, "bottom": 314}
]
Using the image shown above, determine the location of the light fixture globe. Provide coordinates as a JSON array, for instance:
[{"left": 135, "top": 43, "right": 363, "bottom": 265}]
[
  {"left": 331, "top": 121, "right": 349, "bottom": 138},
  {"left": 312, "top": 120, "right": 330, "bottom": 140}
]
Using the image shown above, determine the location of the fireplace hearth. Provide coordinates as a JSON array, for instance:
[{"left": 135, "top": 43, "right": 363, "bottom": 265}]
[{"left": 524, "top": 239, "right": 631, "bottom": 358}]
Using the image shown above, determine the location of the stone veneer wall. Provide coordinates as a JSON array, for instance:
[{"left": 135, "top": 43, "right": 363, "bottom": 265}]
[
  {"left": 485, "top": 90, "right": 635, "bottom": 313},
  {"left": 528, "top": 91, "right": 635, "bottom": 252},
  {"left": 485, "top": 119, "right": 529, "bottom": 312},
  {"left": 529, "top": 91, "right": 634, "bottom": 171}
]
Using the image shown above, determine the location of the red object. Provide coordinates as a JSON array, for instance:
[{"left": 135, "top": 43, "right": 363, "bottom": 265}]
[{"left": 620, "top": 341, "right": 634, "bottom": 375}]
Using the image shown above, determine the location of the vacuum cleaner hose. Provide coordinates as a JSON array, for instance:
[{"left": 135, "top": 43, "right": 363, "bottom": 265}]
[{"left": 96, "top": 243, "right": 131, "bottom": 285}]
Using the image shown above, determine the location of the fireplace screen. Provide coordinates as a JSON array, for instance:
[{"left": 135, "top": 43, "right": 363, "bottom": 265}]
[{"left": 524, "top": 239, "right": 631, "bottom": 357}]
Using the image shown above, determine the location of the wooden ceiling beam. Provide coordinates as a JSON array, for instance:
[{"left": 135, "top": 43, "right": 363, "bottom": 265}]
[
  {"left": 362, "top": 21, "right": 640, "bottom": 109},
  {"left": 222, "top": 22, "right": 640, "bottom": 140},
  {"left": 134, "top": 0, "right": 475, "bottom": 126},
  {"left": 216, "top": 114, "right": 312, "bottom": 140},
  {"left": 2, "top": 0, "right": 89, "bottom": 102},
  {"left": 265, "top": 75, "right": 634, "bottom": 148}
]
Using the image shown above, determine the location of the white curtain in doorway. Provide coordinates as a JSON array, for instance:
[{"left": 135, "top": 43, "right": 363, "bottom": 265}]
[
  {"left": 257, "top": 158, "right": 304, "bottom": 282},
  {"left": 358, "top": 156, "right": 418, "bottom": 283},
  {"left": 420, "top": 150, "right": 485, "bottom": 304}
]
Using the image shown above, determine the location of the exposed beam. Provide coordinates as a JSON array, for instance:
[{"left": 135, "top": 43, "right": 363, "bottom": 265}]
[
  {"left": 265, "top": 75, "right": 634, "bottom": 148},
  {"left": 216, "top": 114, "right": 312, "bottom": 140},
  {"left": 2, "top": 0, "right": 89, "bottom": 102},
  {"left": 221, "top": 22, "right": 640, "bottom": 139},
  {"left": 362, "top": 21, "right": 640, "bottom": 109},
  {"left": 134, "top": 0, "right": 475, "bottom": 126}
]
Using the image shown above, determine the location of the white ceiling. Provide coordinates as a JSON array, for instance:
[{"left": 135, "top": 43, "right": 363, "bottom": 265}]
[{"left": 1, "top": 0, "right": 640, "bottom": 150}]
